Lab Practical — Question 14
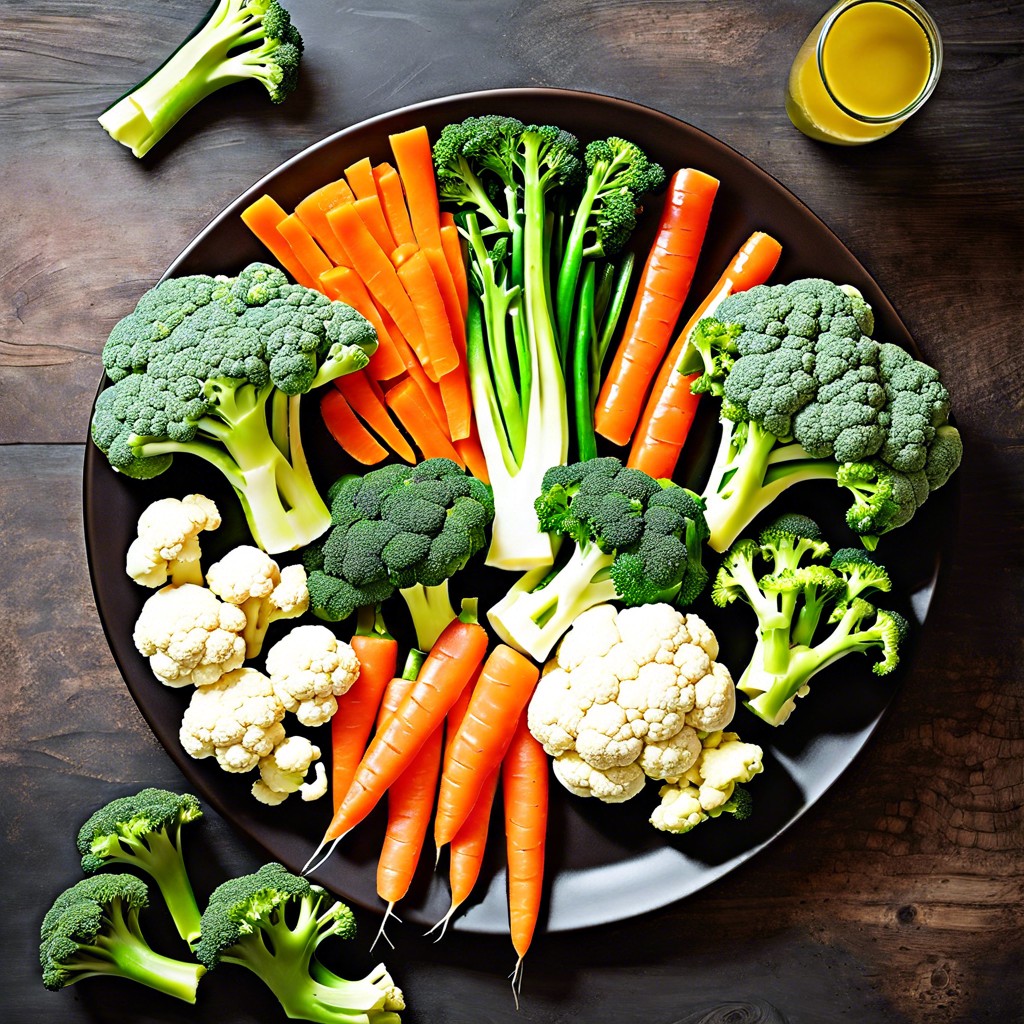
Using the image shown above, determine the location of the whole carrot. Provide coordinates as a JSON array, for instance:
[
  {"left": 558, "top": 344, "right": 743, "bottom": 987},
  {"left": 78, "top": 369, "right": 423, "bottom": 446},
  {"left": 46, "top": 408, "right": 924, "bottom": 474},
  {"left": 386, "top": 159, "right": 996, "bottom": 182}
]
[
  {"left": 628, "top": 231, "right": 783, "bottom": 479},
  {"left": 310, "top": 614, "right": 488, "bottom": 861},
  {"left": 503, "top": 709, "right": 548, "bottom": 1000},
  {"left": 434, "top": 645, "right": 540, "bottom": 849},
  {"left": 331, "top": 608, "right": 397, "bottom": 812},
  {"left": 594, "top": 168, "right": 720, "bottom": 446}
]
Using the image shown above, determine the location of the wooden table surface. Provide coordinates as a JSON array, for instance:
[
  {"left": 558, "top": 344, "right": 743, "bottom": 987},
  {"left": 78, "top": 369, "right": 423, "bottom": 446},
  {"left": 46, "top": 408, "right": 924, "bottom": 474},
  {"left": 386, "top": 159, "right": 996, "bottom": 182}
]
[{"left": 2, "top": 2, "right": 1022, "bottom": 1022}]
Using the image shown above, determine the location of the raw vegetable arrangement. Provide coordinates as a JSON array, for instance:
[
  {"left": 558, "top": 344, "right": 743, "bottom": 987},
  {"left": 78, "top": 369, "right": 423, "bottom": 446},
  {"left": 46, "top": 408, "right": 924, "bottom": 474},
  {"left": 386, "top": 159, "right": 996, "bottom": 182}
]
[{"left": 80, "top": 105, "right": 962, "bottom": 1010}]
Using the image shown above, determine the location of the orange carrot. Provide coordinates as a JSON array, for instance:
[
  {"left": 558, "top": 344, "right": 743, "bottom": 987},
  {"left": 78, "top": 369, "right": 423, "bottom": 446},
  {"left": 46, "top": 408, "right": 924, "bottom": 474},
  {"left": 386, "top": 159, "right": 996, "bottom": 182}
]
[
  {"left": 594, "top": 168, "right": 720, "bottom": 446},
  {"left": 319, "top": 617, "right": 488, "bottom": 844},
  {"left": 295, "top": 179, "right": 355, "bottom": 265},
  {"left": 380, "top": 309, "right": 451, "bottom": 428},
  {"left": 277, "top": 213, "right": 334, "bottom": 284},
  {"left": 374, "top": 659, "right": 444, "bottom": 943},
  {"left": 440, "top": 215, "right": 469, "bottom": 319},
  {"left": 386, "top": 377, "right": 465, "bottom": 465},
  {"left": 320, "top": 388, "right": 388, "bottom": 465},
  {"left": 333, "top": 622, "right": 398, "bottom": 812},
  {"left": 336, "top": 371, "right": 416, "bottom": 463},
  {"left": 423, "top": 243, "right": 472, "bottom": 440},
  {"left": 503, "top": 709, "right": 548, "bottom": 991},
  {"left": 453, "top": 423, "right": 489, "bottom": 484},
  {"left": 345, "top": 156, "right": 378, "bottom": 201},
  {"left": 318, "top": 266, "right": 405, "bottom": 381},
  {"left": 389, "top": 126, "right": 443, "bottom": 250},
  {"left": 327, "top": 201, "right": 434, "bottom": 380},
  {"left": 434, "top": 646, "right": 540, "bottom": 849},
  {"left": 240, "top": 194, "right": 317, "bottom": 289},
  {"left": 628, "top": 230, "right": 783, "bottom": 479},
  {"left": 394, "top": 248, "right": 460, "bottom": 379},
  {"left": 354, "top": 195, "right": 397, "bottom": 255},
  {"left": 374, "top": 162, "right": 417, "bottom": 248}
]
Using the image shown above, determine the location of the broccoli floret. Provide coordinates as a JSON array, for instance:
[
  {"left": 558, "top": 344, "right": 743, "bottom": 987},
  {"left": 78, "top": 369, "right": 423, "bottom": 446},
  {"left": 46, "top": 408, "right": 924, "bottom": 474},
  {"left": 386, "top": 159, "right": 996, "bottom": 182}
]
[
  {"left": 678, "top": 278, "right": 962, "bottom": 551},
  {"left": 488, "top": 458, "right": 709, "bottom": 661},
  {"left": 98, "top": 1, "right": 304, "bottom": 158},
  {"left": 76, "top": 789, "right": 203, "bottom": 945},
  {"left": 304, "top": 459, "right": 492, "bottom": 642},
  {"left": 715, "top": 517, "right": 907, "bottom": 726},
  {"left": 40, "top": 875, "right": 205, "bottom": 1001},
  {"left": 195, "top": 863, "right": 404, "bottom": 1024},
  {"left": 712, "top": 783, "right": 753, "bottom": 822},
  {"left": 91, "top": 263, "right": 376, "bottom": 554}
]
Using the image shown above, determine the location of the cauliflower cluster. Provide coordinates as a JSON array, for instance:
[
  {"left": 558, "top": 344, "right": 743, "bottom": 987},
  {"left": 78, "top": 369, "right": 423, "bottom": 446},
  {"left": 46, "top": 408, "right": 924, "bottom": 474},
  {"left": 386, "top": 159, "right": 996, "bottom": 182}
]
[
  {"left": 528, "top": 603, "right": 740, "bottom": 806},
  {"left": 126, "top": 495, "right": 357, "bottom": 806}
]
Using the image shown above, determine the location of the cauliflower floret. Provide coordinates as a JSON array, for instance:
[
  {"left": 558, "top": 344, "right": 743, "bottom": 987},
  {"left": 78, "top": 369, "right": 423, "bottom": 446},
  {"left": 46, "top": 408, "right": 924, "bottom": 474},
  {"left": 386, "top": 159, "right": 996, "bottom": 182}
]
[
  {"left": 697, "top": 731, "right": 765, "bottom": 805},
  {"left": 552, "top": 752, "right": 646, "bottom": 803},
  {"left": 133, "top": 583, "right": 246, "bottom": 687},
  {"left": 125, "top": 494, "right": 221, "bottom": 588},
  {"left": 179, "top": 667, "right": 286, "bottom": 773},
  {"left": 251, "top": 735, "right": 328, "bottom": 805},
  {"left": 527, "top": 603, "right": 737, "bottom": 806},
  {"left": 206, "top": 547, "right": 310, "bottom": 658},
  {"left": 264, "top": 625, "right": 360, "bottom": 727},
  {"left": 650, "top": 782, "right": 706, "bottom": 834},
  {"left": 638, "top": 725, "right": 702, "bottom": 781}
]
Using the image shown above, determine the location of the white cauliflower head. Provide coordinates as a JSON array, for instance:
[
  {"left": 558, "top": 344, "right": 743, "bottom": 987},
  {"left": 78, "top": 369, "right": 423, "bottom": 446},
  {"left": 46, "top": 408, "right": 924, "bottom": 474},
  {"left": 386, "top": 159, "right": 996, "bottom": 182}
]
[
  {"left": 206, "top": 547, "right": 310, "bottom": 659},
  {"left": 527, "top": 603, "right": 737, "bottom": 805},
  {"left": 264, "top": 625, "right": 360, "bottom": 727},
  {"left": 179, "top": 667, "right": 286, "bottom": 773},
  {"left": 252, "top": 735, "right": 328, "bottom": 805},
  {"left": 133, "top": 583, "right": 246, "bottom": 687},
  {"left": 125, "top": 494, "right": 221, "bottom": 588}
]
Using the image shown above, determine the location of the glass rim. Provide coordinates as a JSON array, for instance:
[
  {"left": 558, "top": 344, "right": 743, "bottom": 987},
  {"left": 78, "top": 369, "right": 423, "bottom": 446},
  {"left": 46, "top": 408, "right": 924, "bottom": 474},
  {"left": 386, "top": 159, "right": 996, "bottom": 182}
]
[{"left": 816, "top": 0, "right": 943, "bottom": 124}]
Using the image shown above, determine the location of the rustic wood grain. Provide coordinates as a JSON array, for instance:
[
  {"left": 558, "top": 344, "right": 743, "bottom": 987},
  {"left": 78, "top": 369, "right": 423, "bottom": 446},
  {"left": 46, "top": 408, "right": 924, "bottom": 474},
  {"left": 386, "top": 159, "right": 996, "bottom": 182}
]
[{"left": 1, "top": 2, "right": 1022, "bottom": 1023}]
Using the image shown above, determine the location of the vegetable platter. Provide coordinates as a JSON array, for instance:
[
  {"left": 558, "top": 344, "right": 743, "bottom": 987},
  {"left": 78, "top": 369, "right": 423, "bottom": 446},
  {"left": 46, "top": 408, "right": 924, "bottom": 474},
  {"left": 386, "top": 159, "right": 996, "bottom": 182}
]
[{"left": 84, "top": 87, "right": 956, "bottom": 937}]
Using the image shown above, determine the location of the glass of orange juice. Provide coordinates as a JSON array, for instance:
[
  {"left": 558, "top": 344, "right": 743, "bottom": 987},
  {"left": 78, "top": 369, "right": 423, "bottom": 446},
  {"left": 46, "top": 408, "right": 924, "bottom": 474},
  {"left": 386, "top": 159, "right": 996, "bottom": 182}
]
[{"left": 786, "top": 0, "right": 942, "bottom": 144}]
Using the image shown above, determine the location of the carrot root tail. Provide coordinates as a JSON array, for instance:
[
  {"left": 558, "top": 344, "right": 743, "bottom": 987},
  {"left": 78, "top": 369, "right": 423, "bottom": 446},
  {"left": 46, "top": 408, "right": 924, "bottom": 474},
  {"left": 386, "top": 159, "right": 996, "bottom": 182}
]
[
  {"left": 372, "top": 901, "right": 399, "bottom": 951},
  {"left": 302, "top": 834, "right": 344, "bottom": 875},
  {"left": 424, "top": 900, "right": 461, "bottom": 942}
]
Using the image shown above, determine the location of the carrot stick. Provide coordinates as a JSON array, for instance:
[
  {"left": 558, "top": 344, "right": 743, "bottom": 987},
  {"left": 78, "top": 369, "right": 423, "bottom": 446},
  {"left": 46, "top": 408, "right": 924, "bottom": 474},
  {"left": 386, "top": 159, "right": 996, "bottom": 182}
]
[
  {"left": 440, "top": 216, "right": 469, "bottom": 319},
  {"left": 503, "top": 709, "right": 548, "bottom": 994},
  {"left": 354, "top": 195, "right": 398, "bottom": 255},
  {"left": 295, "top": 179, "right": 356, "bottom": 265},
  {"left": 240, "top": 194, "right": 317, "bottom": 289},
  {"left": 381, "top": 310, "right": 451, "bottom": 429},
  {"left": 628, "top": 230, "right": 783, "bottom": 479},
  {"left": 594, "top": 168, "right": 720, "bottom": 446},
  {"left": 319, "top": 266, "right": 405, "bottom": 381},
  {"left": 276, "top": 213, "right": 335, "bottom": 284},
  {"left": 386, "top": 377, "right": 465, "bottom": 465},
  {"left": 374, "top": 162, "right": 417, "bottom": 248},
  {"left": 424, "top": 246, "right": 472, "bottom": 440},
  {"left": 374, "top": 657, "right": 444, "bottom": 945},
  {"left": 333, "top": 614, "right": 398, "bottom": 813},
  {"left": 319, "top": 617, "right": 488, "bottom": 844},
  {"left": 320, "top": 388, "right": 388, "bottom": 465},
  {"left": 434, "top": 645, "right": 540, "bottom": 849},
  {"left": 326, "top": 201, "right": 433, "bottom": 376},
  {"left": 394, "top": 249, "right": 460, "bottom": 379},
  {"left": 336, "top": 371, "right": 416, "bottom": 463},
  {"left": 453, "top": 423, "right": 489, "bottom": 484},
  {"left": 389, "top": 126, "right": 443, "bottom": 250},
  {"left": 345, "top": 157, "right": 378, "bottom": 201}
]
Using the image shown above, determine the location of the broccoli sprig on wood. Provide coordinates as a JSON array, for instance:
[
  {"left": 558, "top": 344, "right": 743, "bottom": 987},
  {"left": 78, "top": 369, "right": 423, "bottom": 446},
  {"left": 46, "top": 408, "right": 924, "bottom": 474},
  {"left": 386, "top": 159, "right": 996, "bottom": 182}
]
[{"left": 713, "top": 514, "right": 908, "bottom": 726}]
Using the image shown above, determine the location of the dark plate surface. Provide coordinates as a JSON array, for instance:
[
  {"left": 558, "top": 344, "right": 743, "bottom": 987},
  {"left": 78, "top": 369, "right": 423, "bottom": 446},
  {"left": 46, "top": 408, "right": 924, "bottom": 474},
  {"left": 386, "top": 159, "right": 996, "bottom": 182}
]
[{"left": 84, "top": 87, "right": 951, "bottom": 934}]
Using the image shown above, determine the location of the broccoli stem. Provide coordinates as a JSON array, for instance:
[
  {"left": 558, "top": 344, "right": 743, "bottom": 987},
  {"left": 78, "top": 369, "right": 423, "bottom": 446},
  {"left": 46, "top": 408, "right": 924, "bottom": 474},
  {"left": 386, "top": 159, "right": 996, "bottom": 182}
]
[
  {"left": 92, "top": 903, "right": 205, "bottom": 1002},
  {"left": 555, "top": 166, "right": 606, "bottom": 344},
  {"left": 400, "top": 580, "right": 457, "bottom": 651},
  {"left": 571, "top": 262, "right": 599, "bottom": 461},
  {"left": 488, "top": 542, "right": 618, "bottom": 661}
]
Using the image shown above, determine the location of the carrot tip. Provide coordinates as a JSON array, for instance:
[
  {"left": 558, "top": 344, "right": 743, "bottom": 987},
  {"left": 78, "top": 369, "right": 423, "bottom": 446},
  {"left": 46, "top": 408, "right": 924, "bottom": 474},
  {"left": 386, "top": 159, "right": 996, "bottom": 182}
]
[
  {"left": 509, "top": 957, "right": 525, "bottom": 1010},
  {"left": 424, "top": 901, "right": 460, "bottom": 942},
  {"left": 372, "top": 902, "right": 397, "bottom": 952},
  {"left": 302, "top": 834, "right": 343, "bottom": 875}
]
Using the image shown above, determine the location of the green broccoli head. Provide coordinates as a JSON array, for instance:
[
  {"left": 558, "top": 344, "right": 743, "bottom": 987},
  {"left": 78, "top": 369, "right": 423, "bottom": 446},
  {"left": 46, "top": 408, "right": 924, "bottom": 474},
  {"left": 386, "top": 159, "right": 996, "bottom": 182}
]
[
  {"left": 40, "top": 875, "right": 204, "bottom": 1001},
  {"left": 76, "top": 788, "right": 203, "bottom": 944},
  {"left": 305, "top": 459, "right": 494, "bottom": 622},
  {"left": 830, "top": 546, "right": 893, "bottom": 600},
  {"left": 757, "top": 514, "right": 831, "bottom": 573}
]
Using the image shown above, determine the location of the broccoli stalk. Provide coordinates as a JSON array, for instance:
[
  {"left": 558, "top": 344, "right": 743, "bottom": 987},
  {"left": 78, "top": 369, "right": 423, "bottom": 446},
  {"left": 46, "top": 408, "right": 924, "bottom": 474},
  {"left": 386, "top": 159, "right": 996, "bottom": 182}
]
[
  {"left": 488, "top": 457, "right": 709, "bottom": 661},
  {"left": 399, "top": 579, "right": 458, "bottom": 651},
  {"left": 195, "top": 863, "right": 404, "bottom": 1024},
  {"left": 40, "top": 875, "right": 205, "bottom": 1001},
  {"left": 712, "top": 515, "right": 907, "bottom": 726},
  {"left": 99, "top": 1, "right": 303, "bottom": 158},
  {"left": 76, "top": 789, "right": 204, "bottom": 945},
  {"left": 91, "top": 263, "right": 377, "bottom": 554},
  {"left": 679, "top": 279, "right": 963, "bottom": 552}
]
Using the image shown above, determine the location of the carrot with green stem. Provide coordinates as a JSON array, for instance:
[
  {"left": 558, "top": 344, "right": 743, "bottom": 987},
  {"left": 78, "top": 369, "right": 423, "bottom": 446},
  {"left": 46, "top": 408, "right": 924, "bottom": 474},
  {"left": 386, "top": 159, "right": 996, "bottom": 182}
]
[
  {"left": 503, "top": 709, "right": 548, "bottom": 1003},
  {"left": 304, "top": 611, "right": 488, "bottom": 873},
  {"left": 332, "top": 606, "right": 398, "bottom": 812},
  {"left": 594, "top": 168, "right": 720, "bottom": 446},
  {"left": 373, "top": 647, "right": 441, "bottom": 950},
  {"left": 628, "top": 230, "right": 783, "bottom": 479},
  {"left": 434, "top": 645, "right": 540, "bottom": 850}
]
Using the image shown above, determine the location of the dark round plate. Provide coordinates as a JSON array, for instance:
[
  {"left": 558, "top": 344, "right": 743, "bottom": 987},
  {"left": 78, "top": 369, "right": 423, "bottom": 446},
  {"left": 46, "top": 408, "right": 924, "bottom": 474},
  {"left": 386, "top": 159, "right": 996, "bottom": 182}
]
[{"left": 84, "top": 87, "right": 951, "bottom": 934}]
